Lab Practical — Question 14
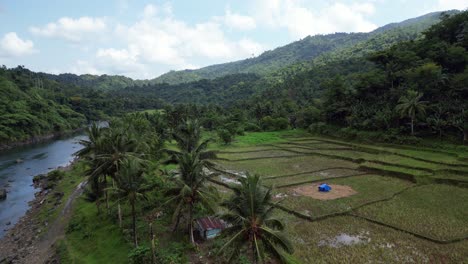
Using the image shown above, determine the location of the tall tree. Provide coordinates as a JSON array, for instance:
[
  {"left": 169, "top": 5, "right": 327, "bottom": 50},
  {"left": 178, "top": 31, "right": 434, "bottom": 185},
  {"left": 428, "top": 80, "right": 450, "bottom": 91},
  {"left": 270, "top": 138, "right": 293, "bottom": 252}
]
[
  {"left": 112, "top": 158, "right": 149, "bottom": 247},
  {"left": 395, "top": 90, "right": 428, "bottom": 135},
  {"left": 218, "top": 175, "right": 295, "bottom": 264},
  {"left": 75, "top": 123, "right": 107, "bottom": 213},
  {"left": 165, "top": 119, "right": 218, "bottom": 245}
]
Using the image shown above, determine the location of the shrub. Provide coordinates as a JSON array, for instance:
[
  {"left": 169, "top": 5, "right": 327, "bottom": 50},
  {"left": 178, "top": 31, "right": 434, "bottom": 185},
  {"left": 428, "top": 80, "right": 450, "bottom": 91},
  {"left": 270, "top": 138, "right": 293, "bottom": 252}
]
[
  {"left": 244, "top": 122, "right": 261, "bottom": 132},
  {"left": 217, "top": 129, "right": 234, "bottom": 145},
  {"left": 155, "top": 242, "right": 189, "bottom": 264},
  {"left": 307, "top": 122, "right": 329, "bottom": 134},
  {"left": 47, "top": 170, "right": 64, "bottom": 182},
  {"left": 128, "top": 246, "right": 151, "bottom": 264},
  {"left": 260, "top": 116, "right": 289, "bottom": 131}
]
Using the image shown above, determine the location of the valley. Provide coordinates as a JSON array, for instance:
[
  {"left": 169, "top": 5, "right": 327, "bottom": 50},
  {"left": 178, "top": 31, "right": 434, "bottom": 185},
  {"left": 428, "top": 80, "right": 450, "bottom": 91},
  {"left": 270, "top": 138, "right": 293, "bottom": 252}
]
[{"left": 0, "top": 5, "right": 467, "bottom": 264}]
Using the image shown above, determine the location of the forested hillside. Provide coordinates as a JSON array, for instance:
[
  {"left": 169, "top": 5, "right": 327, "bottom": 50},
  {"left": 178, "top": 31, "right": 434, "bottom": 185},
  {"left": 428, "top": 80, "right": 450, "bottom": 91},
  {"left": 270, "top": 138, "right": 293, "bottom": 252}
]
[
  {"left": 0, "top": 67, "right": 85, "bottom": 144},
  {"left": 0, "top": 67, "right": 145, "bottom": 145},
  {"left": 244, "top": 11, "right": 468, "bottom": 143},
  {"left": 152, "top": 11, "right": 457, "bottom": 84},
  {"left": 116, "top": 73, "right": 261, "bottom": 106}
]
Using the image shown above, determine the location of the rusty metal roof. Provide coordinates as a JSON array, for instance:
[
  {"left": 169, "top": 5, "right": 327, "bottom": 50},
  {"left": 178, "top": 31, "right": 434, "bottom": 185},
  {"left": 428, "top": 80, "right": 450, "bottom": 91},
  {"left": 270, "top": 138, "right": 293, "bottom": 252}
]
[{"left": 196, "top": 217, "right": 226, "bottom": 230}]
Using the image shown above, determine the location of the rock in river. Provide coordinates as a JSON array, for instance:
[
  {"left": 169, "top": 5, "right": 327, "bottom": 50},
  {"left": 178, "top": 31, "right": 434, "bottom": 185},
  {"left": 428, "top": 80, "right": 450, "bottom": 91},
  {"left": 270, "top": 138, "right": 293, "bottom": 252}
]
[{"left": 0, "top": 189, "right": 6, "bottom": 200}]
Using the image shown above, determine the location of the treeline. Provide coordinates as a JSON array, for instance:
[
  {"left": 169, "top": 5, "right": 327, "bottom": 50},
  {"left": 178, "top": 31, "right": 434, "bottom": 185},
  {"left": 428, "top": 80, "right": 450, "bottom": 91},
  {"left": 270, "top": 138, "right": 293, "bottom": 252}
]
[{"left": 232, "top": 11, "right": 468, "bottom": 144}]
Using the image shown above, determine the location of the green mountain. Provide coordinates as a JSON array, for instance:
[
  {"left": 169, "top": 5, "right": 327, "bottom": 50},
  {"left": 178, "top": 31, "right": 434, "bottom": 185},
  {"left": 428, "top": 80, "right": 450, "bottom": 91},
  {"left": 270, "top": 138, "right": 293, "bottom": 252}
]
[
  {"left": 36, "top": 10, "right": 457, "bottom": 90},
  {"left": 151, "top": 11, "right": 457, "bottom": 84}
]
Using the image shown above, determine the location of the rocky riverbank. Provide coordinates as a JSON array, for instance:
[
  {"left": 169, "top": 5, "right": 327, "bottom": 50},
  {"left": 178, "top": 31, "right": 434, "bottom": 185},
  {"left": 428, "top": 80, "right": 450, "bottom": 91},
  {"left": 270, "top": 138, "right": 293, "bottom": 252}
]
[{"left": 0, "top": 163, "right": 79, "bottom": 264}]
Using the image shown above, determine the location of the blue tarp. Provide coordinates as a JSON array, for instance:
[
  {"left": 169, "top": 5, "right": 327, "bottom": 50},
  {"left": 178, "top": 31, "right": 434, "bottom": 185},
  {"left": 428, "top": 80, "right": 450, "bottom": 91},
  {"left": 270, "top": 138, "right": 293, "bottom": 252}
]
[{"left": 318, "top": 183, "right": 332, "bottom": 192}]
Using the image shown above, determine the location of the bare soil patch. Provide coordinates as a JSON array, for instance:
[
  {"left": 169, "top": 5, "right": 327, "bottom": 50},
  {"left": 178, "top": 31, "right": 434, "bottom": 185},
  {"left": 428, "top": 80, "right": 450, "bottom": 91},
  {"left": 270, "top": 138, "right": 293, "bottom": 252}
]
[{"left": 293, "top": 184, "right": 357, "bottom": 200}]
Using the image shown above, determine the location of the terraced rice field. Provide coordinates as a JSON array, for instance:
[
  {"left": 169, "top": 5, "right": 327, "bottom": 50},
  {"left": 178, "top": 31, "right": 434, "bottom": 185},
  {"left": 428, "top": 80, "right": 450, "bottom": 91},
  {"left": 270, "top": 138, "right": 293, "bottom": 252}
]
[{"left": 207, "top": 131, "right": 468, "bottom": 263}]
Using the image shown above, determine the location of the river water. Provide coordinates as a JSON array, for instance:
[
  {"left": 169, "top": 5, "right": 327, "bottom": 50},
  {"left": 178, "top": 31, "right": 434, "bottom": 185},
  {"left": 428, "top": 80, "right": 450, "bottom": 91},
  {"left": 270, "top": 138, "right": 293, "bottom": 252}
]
[{"left": 0, "top": 133, "right": 85, "bottom": 238}]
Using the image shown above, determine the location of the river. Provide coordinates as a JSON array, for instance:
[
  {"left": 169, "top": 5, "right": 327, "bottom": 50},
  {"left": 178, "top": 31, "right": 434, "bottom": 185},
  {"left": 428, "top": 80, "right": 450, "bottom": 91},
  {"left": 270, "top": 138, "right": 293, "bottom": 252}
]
[{"left": 0, "top": 133, "right": 85, "bottom": 238}]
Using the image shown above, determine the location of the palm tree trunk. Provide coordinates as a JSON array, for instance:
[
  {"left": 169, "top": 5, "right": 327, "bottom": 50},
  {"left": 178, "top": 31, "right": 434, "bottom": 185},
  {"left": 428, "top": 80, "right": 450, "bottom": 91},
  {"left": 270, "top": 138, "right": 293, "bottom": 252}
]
[
  {"left": 411, "top": 117, "right": 414, "bottom": 136},
  {"left": 104, "top": 176, "right": 109, "bottom": 214},
  {"left": 172, "top": 211, "right": 181, "bottom": 232},
  {"left": 96, "top": 200, "right": 101, "bottom": 215},
  {"left": 189, "top": 203, "right": 195, "bottom": 245},
  {"left": 251, "top": 240, "right": 256, "bottom": 264},
  {"left": 150, "top": 222, "right": 156, "bottom": 264},
  {"left": 132, "top": 202, "right": 138, "bottom": 247},
  {"left": 113, "top": 179, "right": 122, "bottom": 227},
  {"left": 118, "top": 203, "right": 122, "bottom": 228}
]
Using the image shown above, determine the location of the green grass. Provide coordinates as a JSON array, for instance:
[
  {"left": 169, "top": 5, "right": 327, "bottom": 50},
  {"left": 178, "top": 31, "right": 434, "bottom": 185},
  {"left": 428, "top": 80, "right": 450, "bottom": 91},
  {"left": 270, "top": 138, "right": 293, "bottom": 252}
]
[
  {"left": 216, "top": 149, "right": 300, "bottom": 160},
  {"left": 360, "top": 161, "right": 431, "bottom": 176},
  {"left": 355, "top": 184, "right": 468, "bottom": 241},
  {"left": 211, "top": 133, "right": 468, "bottom": 262},
  {"left": 211, "top": 130, "right": 308, "bottom": 149},
  {"left": 276, "top": 175, "right": 412, "bottom": 219},
  {"left": 38, "top": 162, "right": 87, "bottom": 228},
  {"left": 213, "top": 155, "right": 358, "bottom": 177},
  {"left": 59, "top": 199, "right": 131, "bottom": 264},
  {"left": 276, "top": 211, "right": 468, "bottom": 263},
  {"left": 306, "top": 137, "right": 468, "bottom": 165},
  {"left": 265, "top": 168, "right": 361, "bottom": 187}
]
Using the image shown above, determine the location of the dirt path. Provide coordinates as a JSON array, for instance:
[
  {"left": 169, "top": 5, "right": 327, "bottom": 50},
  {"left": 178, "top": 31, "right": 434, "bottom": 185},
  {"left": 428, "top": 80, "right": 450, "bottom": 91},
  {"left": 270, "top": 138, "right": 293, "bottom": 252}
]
[
  {"left": 0, "top": 180, "right": 86, "bottom": 264},
  {"left": 23, "top": 180, "right": 86, "bottom": 264}
]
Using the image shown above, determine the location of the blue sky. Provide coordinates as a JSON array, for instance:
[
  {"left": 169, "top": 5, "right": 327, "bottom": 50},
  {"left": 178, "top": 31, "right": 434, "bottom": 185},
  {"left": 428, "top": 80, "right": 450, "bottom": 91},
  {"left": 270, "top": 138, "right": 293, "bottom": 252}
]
[{"left": 0, "top": 0, "right": 466, "bottom": 79}]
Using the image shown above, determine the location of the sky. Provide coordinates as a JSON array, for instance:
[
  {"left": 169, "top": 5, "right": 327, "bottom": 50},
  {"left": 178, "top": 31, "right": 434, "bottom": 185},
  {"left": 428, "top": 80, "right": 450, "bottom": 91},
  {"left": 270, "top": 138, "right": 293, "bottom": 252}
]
[{"left": 0, "top": 0, "right": 466, "bottom": 79}]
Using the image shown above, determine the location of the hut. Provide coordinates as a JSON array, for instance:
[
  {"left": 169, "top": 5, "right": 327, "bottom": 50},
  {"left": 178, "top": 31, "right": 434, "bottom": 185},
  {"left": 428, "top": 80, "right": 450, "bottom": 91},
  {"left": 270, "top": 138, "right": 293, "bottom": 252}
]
[{"left": 195, "top": 217, "right": 226, "bottom": 240}]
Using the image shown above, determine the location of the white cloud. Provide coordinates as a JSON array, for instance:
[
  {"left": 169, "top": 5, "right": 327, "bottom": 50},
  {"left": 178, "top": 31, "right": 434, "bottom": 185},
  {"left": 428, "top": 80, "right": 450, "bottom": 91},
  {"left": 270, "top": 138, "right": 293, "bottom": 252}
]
[
  {"left": 30, "top": 16, "right": 107, "bottom": 42},
  {"left": 0, "top": 32, "right": 36, "bottom": 57},
  {"left": 253, "top": 0, "right": 377, "bottom": 38},
  {"left": 95, "top": 47, "right": 146, "bottom": 76},
  {"left": 223, "top": 9, "right": 257, "bottom": 30},
  {"left": 434, "top": 0, "right": 468, "bottom": 10},
  {"left": 70, "top": 60, "right": 102, "bottom": 75},
  {"left": 84, "top": 4, "right": 264, "bottom": 78}
]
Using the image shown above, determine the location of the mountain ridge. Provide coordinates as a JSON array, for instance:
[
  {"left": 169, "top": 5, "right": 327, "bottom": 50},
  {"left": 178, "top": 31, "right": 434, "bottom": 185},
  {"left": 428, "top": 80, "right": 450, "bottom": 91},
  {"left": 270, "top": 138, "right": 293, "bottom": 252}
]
[{"left": 35, "top": 10, "right": 459, "bottom": 89}]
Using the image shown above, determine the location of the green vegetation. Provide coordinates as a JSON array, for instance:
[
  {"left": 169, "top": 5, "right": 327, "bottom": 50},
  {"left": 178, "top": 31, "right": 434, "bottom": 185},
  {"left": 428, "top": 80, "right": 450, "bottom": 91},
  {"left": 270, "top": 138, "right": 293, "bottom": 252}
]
[
  {"left": 278, "top": 175, "right": 412, "bottom": 218},
  {"left": 207, "top": 131, "right": 468, "bottom": 262},
  {"left": 37, "top": 163, "right": 86, "bottom": 226},
  {"left": 152, "top": 11, "right": 452, "bottom": 84},
  {"left": 355, "top": 184, "right": 468, "bottom": 241},
  {"left": 164, "top": 120, "right": 219, "bottom": 245},
  {"left": 219, "top": 175, "right": 296, "bottom": 263},
  {"left": 0, "top": 70, "right": 85, "bottom": 143},
  {"left": 2, "top": 8, "right": 468, "bottom": 264},
  {"left": 59, "top": 199, "right": 131, "bottom": 264}
]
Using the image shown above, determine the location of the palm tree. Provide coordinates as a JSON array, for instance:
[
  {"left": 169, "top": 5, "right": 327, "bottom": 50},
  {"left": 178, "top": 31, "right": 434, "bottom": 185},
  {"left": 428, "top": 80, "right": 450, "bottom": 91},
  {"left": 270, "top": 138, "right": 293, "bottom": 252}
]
[
  {"left": 75, "top": 123, "right": 107, "bottom": 213},
  {"left": 112, "top": 158, "right": 149, "bottom": 247},
  {"left": 395, "top": 90, "right": 428, "bottom": 135},
  {"left": 75, "top": 122, "right": 107, "bottom": 159},
  {"left": 166, "top": 151, "right": 218, "bottom": 244},
  {"left": 218, "top": 175, "right": 295, "bottom": 264},
  {"left": 93, "top": 127, "right": 141, "bottom": 212},
  {"left": 165, "top": 119, "right": 218, "bottom": 244},
  {"left": 172, "top": 119, "right": 203, "bottom": 152}
]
